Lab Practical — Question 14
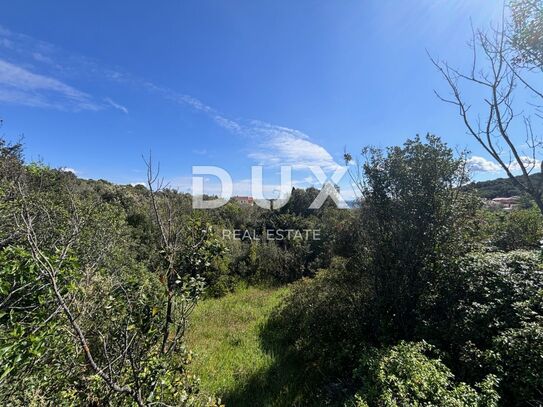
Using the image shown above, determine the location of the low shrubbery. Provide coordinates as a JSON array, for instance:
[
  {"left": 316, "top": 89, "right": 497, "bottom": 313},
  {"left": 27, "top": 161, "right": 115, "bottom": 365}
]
[
  {"left": 349, "top": 341, "right": 499, "bottom": 407},
  {"left": 421, "top": 251, "right": 543, "bottom": 405},
  {"left": 479, "top": 207, "right": 543, "bottom": 251}
]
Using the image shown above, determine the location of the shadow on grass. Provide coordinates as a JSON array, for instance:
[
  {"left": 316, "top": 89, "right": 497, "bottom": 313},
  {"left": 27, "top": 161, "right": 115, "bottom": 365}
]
[{"left": 222, "top": 314, "right": 319, "bottom": 407}]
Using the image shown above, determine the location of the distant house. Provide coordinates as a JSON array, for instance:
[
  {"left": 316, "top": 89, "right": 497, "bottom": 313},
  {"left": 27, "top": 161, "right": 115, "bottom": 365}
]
[
  {"left": 491, "top": 196, "right": 521, "bottom": 210},
  {"left": 232, "top": 196, "right": 254, "bottom": 206}
]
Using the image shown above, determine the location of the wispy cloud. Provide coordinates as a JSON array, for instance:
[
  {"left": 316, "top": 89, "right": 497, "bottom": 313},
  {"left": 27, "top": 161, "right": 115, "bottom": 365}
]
[
  {"left": 0, "top": 25, "right": 126, "bottom": 113},
  {"left": 105, "top": 97, "right": 128, "bottom": 114},
  {"left": 0, "top": 24, "right": 342, "bottom": 178},
  {"left": 0, "top": 58, "right": 101, "bottom": 111},
  {"left": 139, "top": 84, "right": 342, "bottom": 171}
]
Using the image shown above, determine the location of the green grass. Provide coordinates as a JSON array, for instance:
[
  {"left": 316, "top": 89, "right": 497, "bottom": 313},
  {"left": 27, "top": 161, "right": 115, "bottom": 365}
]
[
  {"left": 186, "top": 286, "right": 287, "bottom": 394},
  {"left": 186, "top": 285, "right": 312, "bottom": 406}
]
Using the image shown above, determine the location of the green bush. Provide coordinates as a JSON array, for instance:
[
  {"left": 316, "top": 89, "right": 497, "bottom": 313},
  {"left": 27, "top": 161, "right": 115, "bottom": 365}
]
[
  {"left": 493, "top": 321, "right": 543, "bottom": 405},
  {"left": 347, "top": 135, "right": 481, "bottom": 342},
  {"left": 266, "top": 258, "right": 372, "bottom": 378},
  {"left": 349, "top": 341, "right": 499, "bottom": 407},
  {"left": 419, "top": 250, "right": 543, "bottom": 405},
  {"left": 480, "top": 208, "right": 543, "bottom": 251}
]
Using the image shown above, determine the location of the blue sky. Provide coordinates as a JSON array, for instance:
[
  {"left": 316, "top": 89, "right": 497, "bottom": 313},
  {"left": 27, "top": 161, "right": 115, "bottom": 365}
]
[{"left": 0, "top": 0, "right": 528, "bottom": 198}]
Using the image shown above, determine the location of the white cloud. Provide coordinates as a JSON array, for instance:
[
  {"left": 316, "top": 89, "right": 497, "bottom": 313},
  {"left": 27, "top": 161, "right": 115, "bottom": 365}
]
[
  {"left": 59, "top": 167, "right": 77, "bottom": 174},
  {"left": 132, "top": 80, "right": 342, "bottom": 173},
  {"left": 0, "top": 58, "right": 100, "bottom": 111},
  {"left": 509, "top": 156, "right": 542, "bottom": 172},
  {"left": 467, "top": 156, "right": 502, "bottom": 172},
  {"left": 147, "top": 89, "right": 342, "bottom": 173},
  {"left": 248, "top": 124, "right": 341, "bottom": 172},
  {"left": 105, "top": 97, "right": 128, "bottom": 114},
  {"left": 467, "top": 155, "right": 542, "bottom": 174}
]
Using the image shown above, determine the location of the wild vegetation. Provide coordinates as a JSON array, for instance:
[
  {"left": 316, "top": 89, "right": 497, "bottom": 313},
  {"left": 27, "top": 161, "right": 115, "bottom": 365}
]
[
  {"left": 1, "top": 131, "right": 542, "bottom": 406},
  {"left": 0, "top": 136, "right": 353, "bottom": 405},
  {"left": 1, "top": 1, "right": 543, "bottom": 406}
]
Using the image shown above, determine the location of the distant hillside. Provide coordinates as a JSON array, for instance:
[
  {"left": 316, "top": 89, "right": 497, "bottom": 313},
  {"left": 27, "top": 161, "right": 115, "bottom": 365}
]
[{"left": 468, "top": 173, "right": 542, "bottom": 199}]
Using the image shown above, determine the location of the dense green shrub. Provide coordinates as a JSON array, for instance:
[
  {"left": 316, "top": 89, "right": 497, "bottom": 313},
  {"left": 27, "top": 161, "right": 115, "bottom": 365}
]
[
  {"left": 3, "top": 132, "right": 542, "bottom": 405},
  {"left": 0, "top": 246, "right": 76, "bottom": 401},
  {"left": 270, "top": 136, "right": 478, "bottom": 375},
  {"left": 493, "top": 321, "right": 543, "bottom": 405},
  {"left": 348, "top": 341, "right": 499, "bottom": 407},
  {"left": 420, "top": 250, "right": 543, "bottom": 405},
  {"left": 347, "top": 135, "right": 481, "bottom": 342},
  {"left": 479, "top": 208, "right": 543, "bottom": 251},
  {"left": 266, "top": 258, "right": 372, "bottom": 378}
]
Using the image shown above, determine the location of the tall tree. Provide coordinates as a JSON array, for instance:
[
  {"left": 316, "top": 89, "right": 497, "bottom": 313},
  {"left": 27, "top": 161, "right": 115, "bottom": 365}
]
[{"left": 346, "top": 135, "right": 477, "bottom": 341}]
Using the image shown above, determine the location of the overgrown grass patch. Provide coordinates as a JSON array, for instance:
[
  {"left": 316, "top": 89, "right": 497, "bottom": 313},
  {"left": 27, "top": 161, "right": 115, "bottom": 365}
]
[{"left": 186, "top": 285, "right": 294, "bottom": 404}]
